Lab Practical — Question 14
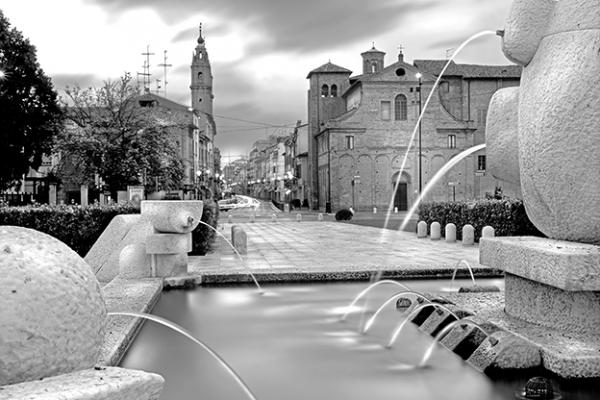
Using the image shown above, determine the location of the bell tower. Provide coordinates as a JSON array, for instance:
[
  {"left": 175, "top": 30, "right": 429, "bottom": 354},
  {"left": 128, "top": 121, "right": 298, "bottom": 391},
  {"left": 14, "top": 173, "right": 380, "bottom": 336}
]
[{"left": 190, "top": 23, "right": 213, "bottom": 115}]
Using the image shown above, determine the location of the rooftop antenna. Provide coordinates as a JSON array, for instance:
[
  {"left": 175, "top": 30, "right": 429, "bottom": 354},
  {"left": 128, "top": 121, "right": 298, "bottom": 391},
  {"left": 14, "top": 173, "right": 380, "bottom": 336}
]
[
  {"left": 140, "top": 45, "right": 155, "bottom": 92},
  {"left": 158, "top": 50, "right": 172, "bottom": 97}
]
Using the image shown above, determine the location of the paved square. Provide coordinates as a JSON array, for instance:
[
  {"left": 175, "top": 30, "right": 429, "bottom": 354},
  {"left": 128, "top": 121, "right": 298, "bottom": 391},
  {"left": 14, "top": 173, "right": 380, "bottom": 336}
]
[{"left": 188, "top": 221, "right": 496, "bottom": 281}]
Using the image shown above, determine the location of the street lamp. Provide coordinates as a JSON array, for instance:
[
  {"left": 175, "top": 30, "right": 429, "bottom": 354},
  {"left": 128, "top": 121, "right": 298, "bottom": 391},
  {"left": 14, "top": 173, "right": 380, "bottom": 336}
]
[{"left": 415, "top": 72, "right": 423, "bottom": 194}]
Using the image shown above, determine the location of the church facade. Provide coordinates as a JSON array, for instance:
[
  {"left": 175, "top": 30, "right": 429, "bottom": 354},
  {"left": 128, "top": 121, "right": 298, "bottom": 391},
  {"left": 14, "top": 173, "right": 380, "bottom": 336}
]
[{"left": 306, "top": 48, "right": 520, "bottom": 212}]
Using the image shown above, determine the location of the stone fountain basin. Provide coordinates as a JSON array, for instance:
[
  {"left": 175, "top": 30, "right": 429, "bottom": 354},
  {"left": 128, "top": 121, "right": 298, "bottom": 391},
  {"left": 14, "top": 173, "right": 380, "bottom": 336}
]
[{"left": 141, "top": 200, "right": 203, "bottom": 234}]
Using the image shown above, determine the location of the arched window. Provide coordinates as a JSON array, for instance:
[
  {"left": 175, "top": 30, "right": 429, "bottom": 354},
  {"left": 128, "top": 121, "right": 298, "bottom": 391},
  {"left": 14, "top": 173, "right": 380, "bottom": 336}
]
[
  {"left": 321, "top": 84, "right": 329, "bottom": 97},
  {"left": 371, "top": 62, "right": 377, "bottom": 73},
  {"left": 330, "top": 84, "right": 338, "bottom": 97},
  {"left": 395, "top": 94, "right": 407, "bottom": 120}
]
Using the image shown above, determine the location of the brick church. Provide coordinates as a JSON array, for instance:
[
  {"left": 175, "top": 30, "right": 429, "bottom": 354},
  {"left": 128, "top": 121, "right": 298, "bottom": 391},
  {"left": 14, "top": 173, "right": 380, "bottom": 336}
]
[{"left": 306, "top": 47, "right": 520, "bottom": 212}]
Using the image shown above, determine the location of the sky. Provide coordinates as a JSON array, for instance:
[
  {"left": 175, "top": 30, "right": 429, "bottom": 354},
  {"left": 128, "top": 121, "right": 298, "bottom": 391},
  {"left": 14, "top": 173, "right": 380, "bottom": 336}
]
[{"left": 1, "top": 0, "right": 515, "bottom": 164}]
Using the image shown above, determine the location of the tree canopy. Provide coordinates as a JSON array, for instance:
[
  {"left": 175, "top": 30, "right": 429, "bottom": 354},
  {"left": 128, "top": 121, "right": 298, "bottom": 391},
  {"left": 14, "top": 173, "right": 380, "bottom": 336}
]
[
  {"left": 0, "top": 11, "right": 63, "bottom": 190},
  {"left": 56, "top": 73, "right": 184, "bottom": 194}
]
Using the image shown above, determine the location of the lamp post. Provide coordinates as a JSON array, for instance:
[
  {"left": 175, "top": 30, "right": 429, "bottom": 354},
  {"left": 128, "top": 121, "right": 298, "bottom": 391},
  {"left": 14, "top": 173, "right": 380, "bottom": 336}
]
[{"left": 415, "top": 72, "right": 423, "bottom": 194}]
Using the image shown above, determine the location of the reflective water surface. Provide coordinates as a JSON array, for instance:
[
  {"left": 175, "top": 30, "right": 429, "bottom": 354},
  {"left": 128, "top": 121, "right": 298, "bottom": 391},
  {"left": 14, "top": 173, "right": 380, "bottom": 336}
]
[{"left": 121, "top": 279, "right": 599, "bottom": 400}]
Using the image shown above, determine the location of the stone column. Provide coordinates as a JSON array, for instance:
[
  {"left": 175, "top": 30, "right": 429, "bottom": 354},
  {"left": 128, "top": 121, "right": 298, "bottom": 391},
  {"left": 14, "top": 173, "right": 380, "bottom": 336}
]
[
  {"left": 80, "top": 185, "right": 89, "bottom": 207},
  {"left": 48, "top": 184, "right": 57, "bottom": 205}
]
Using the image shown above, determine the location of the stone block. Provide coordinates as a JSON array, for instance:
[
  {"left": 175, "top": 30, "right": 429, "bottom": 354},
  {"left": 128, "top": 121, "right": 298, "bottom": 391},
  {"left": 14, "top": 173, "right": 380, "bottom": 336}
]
[
  {"left": 504, "top": 273, "right": 600, "bottom": 335},
  {"left": 462, "top": 224, "right": 474, "bottom": 246},
  {"left": 227, "top": 214, "right": 233, "bottom": 223},
  {"left": 318, "top": 213, "right": 324, "bottom": 221},
  {"left": 0, "top": 367, "right": 164, "bottom": 400},
  {"left": 430, "top": 222, "right": 441, "bottom": 240},
  {"left": 141, "top": 200, "right": 203, "bottom": 233},
  {"left": 99, "top": 278, "right": 163, "bottom": 366},
  {"left": 419, "top": 307, "right": 456, "bottom": 336},
  {"left": 439, "top": 324, "right": 477, "bottom": 351},
  {"left": 479, "top": 236, "right": 600, "bottom": 290},
  {"left": 296, "top": 213, "right": 302, "bottom": 222},
  {"left": 146, "top": 233, "right": 192, "bottom": 254},
  {"left": 272, "top": 214, "right": 277, "bottom": 221},
  {"left": 119, "top": 244, "right": 151, "bottom": 279},
  {"left": 467, "top": 331, "right": 541, "bottom": 373},
  {"left": 445, "top": 223, "right": 456, "bottom": 242},
  {"left": 85, "top": 215, "right": 154, "bottom": 282},
  {"left": 417, "top": 221, "right": 427, "bottom": 238},
  {"left": 231, "top": 226, "right": 247, "bottom": 255},
  {"left": 152, "top": 253, "right": 188, "bottom": 277}
]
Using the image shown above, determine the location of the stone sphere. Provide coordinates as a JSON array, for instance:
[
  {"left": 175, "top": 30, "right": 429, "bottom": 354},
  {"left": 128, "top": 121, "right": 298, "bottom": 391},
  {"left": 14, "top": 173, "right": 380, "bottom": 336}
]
[{"left": 0, "top": 226, "right": 106, "bottom": 385}]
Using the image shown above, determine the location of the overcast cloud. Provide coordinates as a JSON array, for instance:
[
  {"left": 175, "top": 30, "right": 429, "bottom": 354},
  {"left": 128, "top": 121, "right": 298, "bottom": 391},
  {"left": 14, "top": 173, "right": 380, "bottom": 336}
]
[{"left": 2, "top": 0, "right": 514, "bottom": 162}]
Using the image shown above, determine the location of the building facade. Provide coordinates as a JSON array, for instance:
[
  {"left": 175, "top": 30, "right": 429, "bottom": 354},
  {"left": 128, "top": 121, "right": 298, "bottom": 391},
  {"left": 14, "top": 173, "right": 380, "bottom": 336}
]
[
  {"left": 306, "top": 48, "right": 520, "bottom": 212},
  {"left": 4, "top": 23, "right": 218, "bottom": 205}
]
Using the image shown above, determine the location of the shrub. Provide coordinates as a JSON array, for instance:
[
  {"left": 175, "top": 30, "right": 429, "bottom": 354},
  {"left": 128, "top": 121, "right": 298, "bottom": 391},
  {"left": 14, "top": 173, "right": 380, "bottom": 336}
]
[
  {"left": 335, "top": 209, "right": 353, "bottom": 221},
  {"left": 0, "top": 200, "right": 220, "bottom": 257},
  {"left": 190, "top": 200, "right": 219, "bottom": 255},
  {"left": 0, "top": 202, "right": 140, "bottom": 257},
  {"left": 290, "top": 199, "right": 302, "bottom": 209},
  {"left": 417, "top": 198, "right": 542, "bottom": 241}
]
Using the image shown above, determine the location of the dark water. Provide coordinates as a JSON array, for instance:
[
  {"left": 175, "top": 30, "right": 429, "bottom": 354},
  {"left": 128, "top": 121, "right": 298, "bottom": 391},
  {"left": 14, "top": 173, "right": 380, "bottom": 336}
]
[{"left": 121, "top": 279, "right": 599, "bottom": 400}]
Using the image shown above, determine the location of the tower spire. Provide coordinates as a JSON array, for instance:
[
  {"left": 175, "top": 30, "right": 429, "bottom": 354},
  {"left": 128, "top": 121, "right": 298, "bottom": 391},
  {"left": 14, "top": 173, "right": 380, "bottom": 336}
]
[{"left": 197, "top": 23, "right": 205, "bottom": 45}]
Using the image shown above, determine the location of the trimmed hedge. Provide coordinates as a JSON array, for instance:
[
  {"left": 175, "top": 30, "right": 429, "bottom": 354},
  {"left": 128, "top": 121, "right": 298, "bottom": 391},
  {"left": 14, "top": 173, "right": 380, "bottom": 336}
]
[
  {"left": 0, "top": 200, "right": 219, "bottom": 257},
  {"left": 417, "top": 199, "right": 543, "bottom": 242},
  {"left": 0, "top": 203, "right": 140, "bottom": 257},
  {"left": 190, "top": 200, "right": 219, "bottom": 255}
]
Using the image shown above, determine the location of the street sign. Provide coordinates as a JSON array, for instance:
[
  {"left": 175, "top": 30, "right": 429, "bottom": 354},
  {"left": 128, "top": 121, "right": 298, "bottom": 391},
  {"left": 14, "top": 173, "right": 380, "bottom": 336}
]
[{"left": 448, "top": 182, "right": 459, "bottom": 186}]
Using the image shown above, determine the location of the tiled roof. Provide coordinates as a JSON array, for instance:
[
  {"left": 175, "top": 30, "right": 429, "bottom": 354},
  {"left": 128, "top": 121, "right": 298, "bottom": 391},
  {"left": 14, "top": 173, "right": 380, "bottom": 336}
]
[
  {"left": 137, "top": 93, "right": 191, "bottom": 112},
  {"left": 413, "top": 59, "right": 521, "bottom": 78},
  {"left": 307, "top": 62, "right": 352, "bottom": 78}
]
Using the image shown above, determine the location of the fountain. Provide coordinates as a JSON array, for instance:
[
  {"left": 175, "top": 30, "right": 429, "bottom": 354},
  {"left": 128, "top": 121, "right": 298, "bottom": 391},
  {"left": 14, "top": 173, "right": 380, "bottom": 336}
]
[
  {"left": 1, "top": 0, "right": 598, "bottom": 398},
  {"left": 466, "top": 0, "right": 599, "bottom": 379}
]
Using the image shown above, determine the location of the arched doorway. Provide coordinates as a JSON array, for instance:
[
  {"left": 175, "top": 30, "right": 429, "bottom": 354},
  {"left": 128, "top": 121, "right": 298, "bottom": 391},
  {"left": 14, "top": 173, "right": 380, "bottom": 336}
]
[{"left": 391, "top": 171, "right": 411, "bottom": 211}]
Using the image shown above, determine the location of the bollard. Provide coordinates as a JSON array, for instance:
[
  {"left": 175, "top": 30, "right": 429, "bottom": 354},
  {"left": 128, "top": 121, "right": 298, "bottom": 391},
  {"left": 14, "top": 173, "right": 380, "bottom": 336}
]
[
  {"left": 296, "top": 213, "right": 302, "bottom": 222},
  {"left": 272, "top": 214, "right": 277, "bottom": 222},
  {"left": 417, "top": 221, "right": 428, "bottom": 238},
  {"left": 482, "top": 225, "right": 495, "bottom": 238},
  {"left": 394, "top": 207, "right": 398, "bottom": 214},
  {"left": 373, "top": 207, "right": 377, "bottom": 214},
  {"left": 249, "top": 213, "right": 255, "bottom": 223},
  {"left": 227, "top": 214, "right": 233, "bottom": 224},
  {"left": 445, "top": 223, "right": 457, "bottom": 243},
  {"left": 318, "top": 213, "right": 324, "bottom": 221},
  {"left": 430, "top": 222, "right": 441, "bottom": 240},
  {"left": 462, "top": 224, "right": 475, "bottom": 245}
]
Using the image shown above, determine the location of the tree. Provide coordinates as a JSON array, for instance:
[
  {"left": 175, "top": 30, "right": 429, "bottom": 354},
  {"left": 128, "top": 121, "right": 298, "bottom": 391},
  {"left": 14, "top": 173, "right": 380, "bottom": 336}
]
[
  {"left": 0, "top": 11, "right": 63, "bottom": 190},
  {"left": 56, "top": 73, "right": 184, "bottom": 194}
]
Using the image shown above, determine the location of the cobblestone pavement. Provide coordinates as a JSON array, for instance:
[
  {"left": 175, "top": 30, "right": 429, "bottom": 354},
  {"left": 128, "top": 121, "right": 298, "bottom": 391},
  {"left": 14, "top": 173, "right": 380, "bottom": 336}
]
[{"left": 188, "top": 220, "right": 496, "bottom": 281}]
